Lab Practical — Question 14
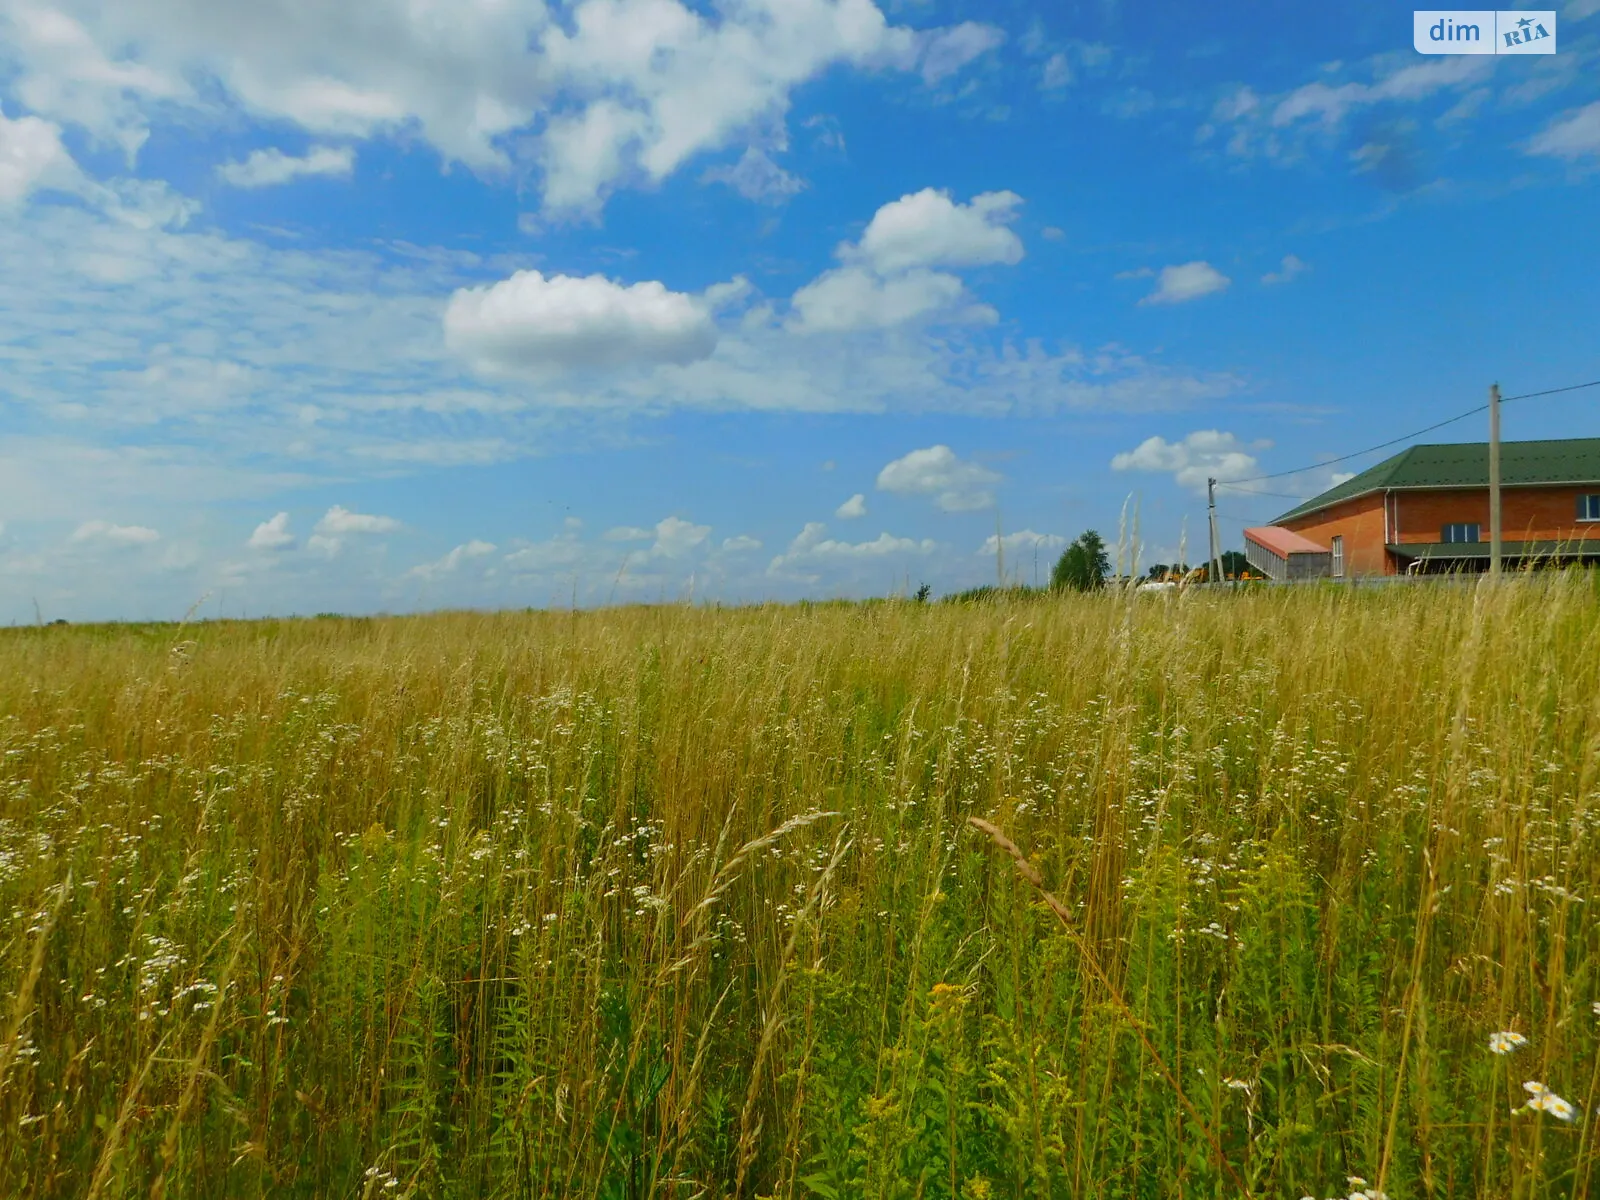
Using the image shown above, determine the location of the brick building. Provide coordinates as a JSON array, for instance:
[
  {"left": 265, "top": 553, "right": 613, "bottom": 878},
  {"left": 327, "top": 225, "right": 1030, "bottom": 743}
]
[{"left": 1243, "top": 438, "right": 1600, "bottom": 579}]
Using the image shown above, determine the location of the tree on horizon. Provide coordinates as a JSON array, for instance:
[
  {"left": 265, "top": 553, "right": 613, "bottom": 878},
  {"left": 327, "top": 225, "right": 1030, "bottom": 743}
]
[{"left": 1052, "top": 530, "right": 1110, "bottom": 592}]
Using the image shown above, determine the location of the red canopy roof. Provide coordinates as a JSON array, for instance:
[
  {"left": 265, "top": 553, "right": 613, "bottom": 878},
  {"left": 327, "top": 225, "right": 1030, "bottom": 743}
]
[{"left": 1245, "top": 526, "right": 1330, "bottom": 557}]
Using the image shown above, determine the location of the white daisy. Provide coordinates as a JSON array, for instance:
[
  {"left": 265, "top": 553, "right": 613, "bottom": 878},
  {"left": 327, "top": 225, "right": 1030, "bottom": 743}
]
[
  {"left": 1518, "top": 1081, "right": 1577, "bottom": 1122},
  {"left": 1488, "top": 1031, "right": 1528, "bottom": 1055}
]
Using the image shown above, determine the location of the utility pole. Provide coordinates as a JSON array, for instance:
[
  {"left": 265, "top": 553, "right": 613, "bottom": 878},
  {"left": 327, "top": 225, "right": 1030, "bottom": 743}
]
[
  {"left": 1488, "top": 383, "right": 1502, "bottom": 579},
  {"left": 1207, "top": 476, "right": 1222, "bottom": 586}
]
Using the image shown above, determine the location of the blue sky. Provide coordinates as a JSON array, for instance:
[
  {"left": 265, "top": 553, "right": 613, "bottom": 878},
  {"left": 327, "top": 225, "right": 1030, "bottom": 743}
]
[{"left": 1, "top": 0, "right": 1597, "bottom": 620}]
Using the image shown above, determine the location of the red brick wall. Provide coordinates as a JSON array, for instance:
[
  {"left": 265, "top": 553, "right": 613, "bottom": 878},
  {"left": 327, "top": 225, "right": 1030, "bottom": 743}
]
[
  {"left": 1280, "top": 493, "right": 1390, "bottom": 576},
  {"left": 1279, "top": 485, "right": 1600, "bottom": 576},
  {"left": 1390, "top": 486, "right": 1600, "bottom": 546}
]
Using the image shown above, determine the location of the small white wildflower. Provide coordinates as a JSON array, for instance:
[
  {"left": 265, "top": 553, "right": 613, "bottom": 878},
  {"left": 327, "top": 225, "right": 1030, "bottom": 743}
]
[
  {"left": 1520, "top": 1080, "right": 1576, "bottom": 1121},
  {"left": 1539, "top": 1094, "right": 1576, "bottom": 1121},
  {"left": 1223, "top": 1077, "right": 1251, "bottom": 1092},
  {"left": 1488, "top": 1031, "right": 1528, "bottom": 1055}
]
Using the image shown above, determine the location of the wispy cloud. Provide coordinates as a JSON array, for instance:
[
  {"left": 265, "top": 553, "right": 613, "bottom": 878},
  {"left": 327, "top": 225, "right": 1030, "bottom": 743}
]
[
  {"left": 71, "top": 519, "right": 159, "bottom": 545},
  {"left": 408, "top": 539, "right": 495, "bottom": 580},
  {"left": 217, "top": 145, "right": 354, "bottom": 188},
  {"left": 701, "top": 147, "right": 805, "bottom": 203},
  {"left": 1200, "top": 54, "right": 1494, "bottom": 166},
  {"left": 1261, "top": 254, "right": 1309, "bottom": 285},
  {"left": 1526, "top": 101, "right": 1600, "bottom": 159},
  {"left": 978, "top": 529, "right": 1063, "bottom": 556}
]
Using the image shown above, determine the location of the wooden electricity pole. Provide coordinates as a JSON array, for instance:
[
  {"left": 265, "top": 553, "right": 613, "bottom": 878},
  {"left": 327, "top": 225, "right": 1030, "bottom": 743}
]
[
  {"left": 1489, "top": 383, "right": 1502, "bottom": 579},
  {"left": 1207, "top": 476, "right": 1222, "bottom": 585}
]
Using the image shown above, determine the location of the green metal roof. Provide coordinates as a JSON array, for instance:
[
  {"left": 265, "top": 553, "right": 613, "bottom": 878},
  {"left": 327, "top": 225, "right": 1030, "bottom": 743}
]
[
  {"left": 1273, "top": 437, "right": 1600, "bottom": 523},
  {"left": 1388, "top": 539, "right": 1600, "bottom": 561}
]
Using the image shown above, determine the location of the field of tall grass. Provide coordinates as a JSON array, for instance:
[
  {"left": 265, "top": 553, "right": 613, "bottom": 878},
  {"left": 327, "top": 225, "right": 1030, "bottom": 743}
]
[{"left": 2, "top": 577, "right": 1599, "bottom": 1199}]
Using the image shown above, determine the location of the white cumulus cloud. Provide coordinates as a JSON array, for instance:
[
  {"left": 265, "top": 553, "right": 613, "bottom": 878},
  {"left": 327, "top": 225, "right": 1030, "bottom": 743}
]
[
  {"left": 786, "top": 188, "right": 1023, "bottom": 333},
  {"left": 768, "top": 521, "right": 937, "bottom": 576},
  {"left": 71, "top": 519, "right": 159, "bottom": 545},
  {"left": 217, "top": 144, "right": 355, "bottom": 188},
  {"left": 1111, "top": 430, "right": 1271, "bottom": 494},
  {"left": 854, "top": 188, "right": 1024, "bottom": 275},
  {"left": 1139, "top": 261, "right": 1231, "bottom": 306},
  {"left": 315, "top": 505, "right": 401, "bottom": 535},
  {"left": 877, "top": 445, "right": 1001, "bottom": 511},
  {"left": 0, "top": 0, "right": 997, "bottom": 215},
  {"left": 445, "top": 269, "right": 718, "bottom": 374},
  {"left": 247, "top": 511, "right": 294, "bottom": 550},
  {"left": 1, "top": 5, "right": 188, "bottom": 162},
  {"left": 836, "top": 493, "right": 867, "bottom": 519},
  {"left": 650, "top": 516, "right": 710, "bottom": 558},
  {"left": 789, "top": 266, "right": 978, "bottom": 333},
  {"left": 721, "top": 534, "right": 762, "bottom": 552},
  {"left": 0, "top": 106, "right": 81, "bottom": 204},
  {"left": 308, "top": 505, "right": 401, "bottom": 556}
]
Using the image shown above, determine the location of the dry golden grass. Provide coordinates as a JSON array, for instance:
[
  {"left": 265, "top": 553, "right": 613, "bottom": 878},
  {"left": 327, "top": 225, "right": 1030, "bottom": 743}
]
[{"left": 1, "top": 577, "right": 1598, "bottom": 1198}]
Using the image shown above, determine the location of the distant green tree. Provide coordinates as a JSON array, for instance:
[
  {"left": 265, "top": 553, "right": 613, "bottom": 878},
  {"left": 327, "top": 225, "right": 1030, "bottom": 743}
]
[
  {"left": 1199, "top": 551, "right": 1260, "bottom": 581},
  {"left": 1145, "top": 562, "right": 1193, "bottom": 581},
  {"left": 1219, "top": 550, "right": 1253, "bottom": 579},
  {"left": 1052, "top": 530, "right": 1110, "bottom": 592}
]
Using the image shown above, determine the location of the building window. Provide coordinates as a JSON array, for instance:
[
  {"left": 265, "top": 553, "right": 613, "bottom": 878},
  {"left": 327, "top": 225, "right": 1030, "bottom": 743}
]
[
  {"left": 1579, "top": 494, "right": 1600, "bottom": 522},
  {"left": 1441, "top": 523, "right": 1481, "bottom": 543},
  {"left": 1330, "top": 535, "right": 1344, "bottom": 577}
]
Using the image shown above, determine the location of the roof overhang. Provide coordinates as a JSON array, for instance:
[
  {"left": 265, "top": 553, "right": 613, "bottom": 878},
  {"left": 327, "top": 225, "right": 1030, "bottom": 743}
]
[{"left": 1388, "top": 540, "right": 1600, "bottom": 561}]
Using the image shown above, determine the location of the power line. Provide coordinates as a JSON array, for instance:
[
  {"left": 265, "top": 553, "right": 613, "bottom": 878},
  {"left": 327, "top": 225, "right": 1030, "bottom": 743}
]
[
  {"left": 1228, "top": 406, "right": 1485, "bottom": 484},
  {"left": 1223, "top": 377, "right": 1600, "bottom": 486},
  {"left": 1214, "top": 510, "right": 1275, "bottom": 522},
  {"left": 1503, "top": 379, "right": 1600, "bottom": 402},
  {"left": 1215, "top": 484, "right": 1313, "bottom": 501}
]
